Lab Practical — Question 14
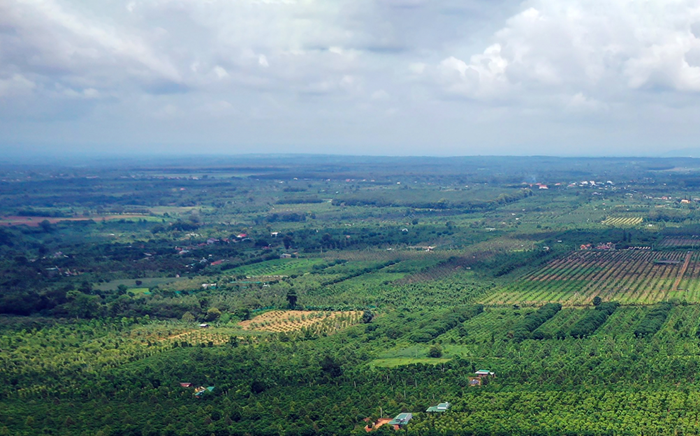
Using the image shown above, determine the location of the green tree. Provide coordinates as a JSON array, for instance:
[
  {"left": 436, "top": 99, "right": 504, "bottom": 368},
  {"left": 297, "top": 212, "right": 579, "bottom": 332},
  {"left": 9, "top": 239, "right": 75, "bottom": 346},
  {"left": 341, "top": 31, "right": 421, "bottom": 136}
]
[
  {"left": 287, "top": 289, "right": 298, "bottom": 309},
  {"left": 205, "top": 307, "right": 222, "bottom": 322},
  {"left": 428, "top": 345, "right": 443, "bottom": 358}
]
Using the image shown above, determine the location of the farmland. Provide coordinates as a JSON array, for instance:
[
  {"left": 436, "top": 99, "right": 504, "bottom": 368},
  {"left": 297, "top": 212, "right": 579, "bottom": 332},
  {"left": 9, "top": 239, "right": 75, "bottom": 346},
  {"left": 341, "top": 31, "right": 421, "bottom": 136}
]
[
  {"left": 602, "top": 216, "right": 644, "bottom": 227},
  {"left": 481, "top": 249, "right": 700, "bottom": 305},
  {"left": 239, "top": 309, "right": 362, "bottom": 333},
  {"left": 6, "top": 156, "right": 700, "bottom": 435}
]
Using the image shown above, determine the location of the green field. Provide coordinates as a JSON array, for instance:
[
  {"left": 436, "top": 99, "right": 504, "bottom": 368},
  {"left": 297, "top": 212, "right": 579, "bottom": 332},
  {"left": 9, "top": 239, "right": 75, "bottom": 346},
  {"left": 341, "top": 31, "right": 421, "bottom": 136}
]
[{"left": 6, "top": 157, "right": 700, "bottom": 435}]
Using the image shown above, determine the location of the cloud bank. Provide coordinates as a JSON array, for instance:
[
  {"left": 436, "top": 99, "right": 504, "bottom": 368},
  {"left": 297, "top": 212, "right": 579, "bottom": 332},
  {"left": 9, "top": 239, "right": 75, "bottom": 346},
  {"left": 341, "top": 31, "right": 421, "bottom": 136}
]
[{"left": 2, "top": 0, "right": 700, "bottom": 156}]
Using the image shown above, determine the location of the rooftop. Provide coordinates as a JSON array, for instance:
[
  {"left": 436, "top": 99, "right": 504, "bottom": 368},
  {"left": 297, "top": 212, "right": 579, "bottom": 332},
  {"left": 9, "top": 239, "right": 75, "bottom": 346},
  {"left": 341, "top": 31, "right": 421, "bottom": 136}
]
[
  {"left": 388, "top": 413, "right": 413, "bottom": 426},
  {"left": 426, "top": 402, "right": 450, "bottom": 413}
]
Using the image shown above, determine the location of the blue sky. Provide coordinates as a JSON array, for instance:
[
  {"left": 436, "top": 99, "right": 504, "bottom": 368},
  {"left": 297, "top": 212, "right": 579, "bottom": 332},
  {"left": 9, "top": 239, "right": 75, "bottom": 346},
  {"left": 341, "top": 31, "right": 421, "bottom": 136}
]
[{"left": 2, "top": 0, "right": 700, "bottom": 157}]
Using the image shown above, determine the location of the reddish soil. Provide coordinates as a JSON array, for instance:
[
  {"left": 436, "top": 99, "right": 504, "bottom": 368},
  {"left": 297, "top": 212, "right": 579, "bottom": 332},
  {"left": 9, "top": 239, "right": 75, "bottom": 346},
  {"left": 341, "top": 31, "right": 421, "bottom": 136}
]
[
  {"left": 365, "top": 418, "right": 392, "bottom": 432},
  {"left": 0, "top": 214, "right": 148, "bottom": 227},
  {"left": 673, "top": 252, "right": 693, "bottom": 291}
]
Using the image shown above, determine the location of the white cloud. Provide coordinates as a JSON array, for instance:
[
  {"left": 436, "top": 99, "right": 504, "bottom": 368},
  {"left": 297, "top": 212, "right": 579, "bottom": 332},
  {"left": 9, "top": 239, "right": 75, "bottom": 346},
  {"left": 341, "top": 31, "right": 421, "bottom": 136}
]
[
  {"left": 371, "top": 89, "right": 390, "bottom": 100},
  {"left": 213, "top": 66, "right": 229, "bottom": 79},
  {"left": 4, "top": 0, "right": 700, "bottom": 155},
  {"left": 408, "top": 63, "right": 426, "bottom": 74},
  {"left": 0, "top": 74, "right": 36, "bottom": 98},
  {"left": 566, "top": 92, "right": 608, "bottom": 113},
  {"left": 431, "top": 0, "right": 700, "bottom": 103}
]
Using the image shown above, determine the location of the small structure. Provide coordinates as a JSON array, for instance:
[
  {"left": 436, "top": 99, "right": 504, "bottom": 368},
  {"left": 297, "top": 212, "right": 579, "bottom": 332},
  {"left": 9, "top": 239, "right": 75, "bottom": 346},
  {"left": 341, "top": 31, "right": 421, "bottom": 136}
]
[
  {"left": 426, "top": 402, "right": 450, "bottom": 413},
  {"left": 475, "top": 369, "right": 495, "bottom": 378},
  {"left": 194, "top": 386, "right": 215, "bottom": 397},
  {"left": 199, "top": 323, "right": 209, "bottom": 328},
  {"left": 389, "top": 413, "right": 412, "bottom": 429},
  {"left": 180, "top": 382, "right": 193, "bottom": 388},
  {"left": 280, "top": 253, "right": 292, "bottom": 259}
]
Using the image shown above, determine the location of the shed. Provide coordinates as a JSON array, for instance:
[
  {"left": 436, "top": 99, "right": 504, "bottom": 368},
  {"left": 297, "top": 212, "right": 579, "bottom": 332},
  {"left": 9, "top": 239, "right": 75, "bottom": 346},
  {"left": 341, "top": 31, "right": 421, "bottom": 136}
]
[
  {"left": 426, "top": 402, "right": 450, "bottom": 413},
  {"left": 194, "top": 386, "right": 215, "bottom": 397},
  {"left": 199, "top": 323, "right": 209, "bottom": 328},
  {"left": 388, "top": 413, "right": 413, "bottom": 427}
]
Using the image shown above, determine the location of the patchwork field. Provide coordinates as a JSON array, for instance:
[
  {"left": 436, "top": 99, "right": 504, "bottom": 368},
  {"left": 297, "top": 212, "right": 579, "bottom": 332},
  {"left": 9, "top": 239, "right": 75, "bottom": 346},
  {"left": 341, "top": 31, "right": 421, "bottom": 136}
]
[
  {"left": 658, "top": 236, "right": 700, "bottom": 249},
  {"left": 602, "top": 216, "right": 643, "bottom": 227},
  {"left": 224, "top": 258, "right": 325, "bottom": 277},
  {"left": 0, "top": 214, "right": 155, "bottom": 226},
  {"left": 239, "top": 310, "right": 362, "bottom": 333},
  {"left": 481, "top": 250, "right": 700, "bottom": 305}
]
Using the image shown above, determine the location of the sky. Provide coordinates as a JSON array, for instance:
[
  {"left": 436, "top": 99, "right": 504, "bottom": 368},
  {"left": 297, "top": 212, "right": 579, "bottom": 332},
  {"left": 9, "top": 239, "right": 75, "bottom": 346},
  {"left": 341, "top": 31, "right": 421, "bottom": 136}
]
[{"left": 2, "top": 0, "right": 700, "bottom": 157}]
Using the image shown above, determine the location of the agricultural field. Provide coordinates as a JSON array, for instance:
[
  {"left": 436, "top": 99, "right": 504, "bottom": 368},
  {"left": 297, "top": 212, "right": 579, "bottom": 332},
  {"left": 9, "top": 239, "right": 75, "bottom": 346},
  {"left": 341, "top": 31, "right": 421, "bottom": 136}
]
[
  {"left": 602, "top": 216, "right": 644, "bottom": 227},
  {"left": 8, "top": 156, "right": 700, "bottom": 435},
  {"left": 481, "top": 249, "right": 700, "bottom": 305},
  {"left": 223, "top": 258, "right": 325, "bottom": 277},
  {"left": 95, "top": 277, "right": 186, "bottom": 291},
  {"left": 239, "top": 310, "right": 362, "bottom": 333},
  {"left": 658, "top": 236, "right": 700, "bottom": 249},
  {"left": 0, "top": 214, "right": 157, "bottom": 227}
]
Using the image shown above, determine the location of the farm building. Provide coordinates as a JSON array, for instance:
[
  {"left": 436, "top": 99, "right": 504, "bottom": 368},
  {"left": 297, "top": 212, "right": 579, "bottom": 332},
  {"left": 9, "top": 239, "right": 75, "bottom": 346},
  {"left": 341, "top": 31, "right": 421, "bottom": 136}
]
[
  {"left": 194, "top": 386, "right": 215, "bottom": 397},
  {"left": 389, "top": 413, "right": 412, "bottom": 429},
  {"left": 475, "top": 370, "right": 495, "bottom": 378},
  {"left": 426, "top": 402, "right": 450, "bottom": 413}
]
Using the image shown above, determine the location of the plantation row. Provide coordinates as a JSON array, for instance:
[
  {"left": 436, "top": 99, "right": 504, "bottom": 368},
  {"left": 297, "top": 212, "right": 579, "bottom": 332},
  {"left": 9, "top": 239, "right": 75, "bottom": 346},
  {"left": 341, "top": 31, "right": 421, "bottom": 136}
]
[
  {"left": 481, "top": 250, "right": 700, "bottom": 305},
  {"left": 658, "top": 236, "right": 700, "bottom": 249},
  {"left": 436, "top": 303, "right": 693, "bottom": 345},
  {"left": 601, "top": 216, "right": 644, "bottom": 227},
  {"left": 239, "top": 310, "right": 362, "bottom": 333}
]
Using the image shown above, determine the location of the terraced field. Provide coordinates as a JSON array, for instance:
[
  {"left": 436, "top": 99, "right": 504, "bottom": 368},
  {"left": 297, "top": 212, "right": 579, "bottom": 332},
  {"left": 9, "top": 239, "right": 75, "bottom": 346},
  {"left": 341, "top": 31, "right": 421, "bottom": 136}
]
[{"left": 481, "top": 250, "right": 700, "bottom": 306}]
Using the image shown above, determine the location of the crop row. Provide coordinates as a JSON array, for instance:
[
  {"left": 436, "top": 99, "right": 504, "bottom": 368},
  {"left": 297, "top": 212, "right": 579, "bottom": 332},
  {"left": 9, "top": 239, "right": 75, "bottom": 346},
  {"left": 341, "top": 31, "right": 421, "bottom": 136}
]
[
  {"left": 602, "top": 216, "right": 644, "bottom": 227},
  {"left": 481, "top": 250, "right": 692, "bottom": 305}
]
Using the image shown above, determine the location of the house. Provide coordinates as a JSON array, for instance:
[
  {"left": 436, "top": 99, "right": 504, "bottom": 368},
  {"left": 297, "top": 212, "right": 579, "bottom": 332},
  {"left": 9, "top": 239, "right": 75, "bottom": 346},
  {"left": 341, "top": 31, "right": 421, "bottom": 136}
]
[
  {"left": 426, "top": 402, "right": 450, "bottom": 413},
  {"left": 211, "top": 260, "right": 224, "bottom": 266},
  {"left": 280, "top": 253, "right": 292, "bottom": 259},
  {"left": 475, "top": 370, "right": 495, "bottom": 378},
  {"left": 180, "top": 382, "right": 193, "bottom": 388},
  {"left": 199, "top": 323, "right": 209, "bottom": 328},
  {"left": 194, "top": 386, "right": 215, "bottom": 397},
  {"left": 271, "top": 232, "right": 279, "bottom": 237},
  {"left": 388, "top": 413, "right": 412, "bottom": 429}
]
